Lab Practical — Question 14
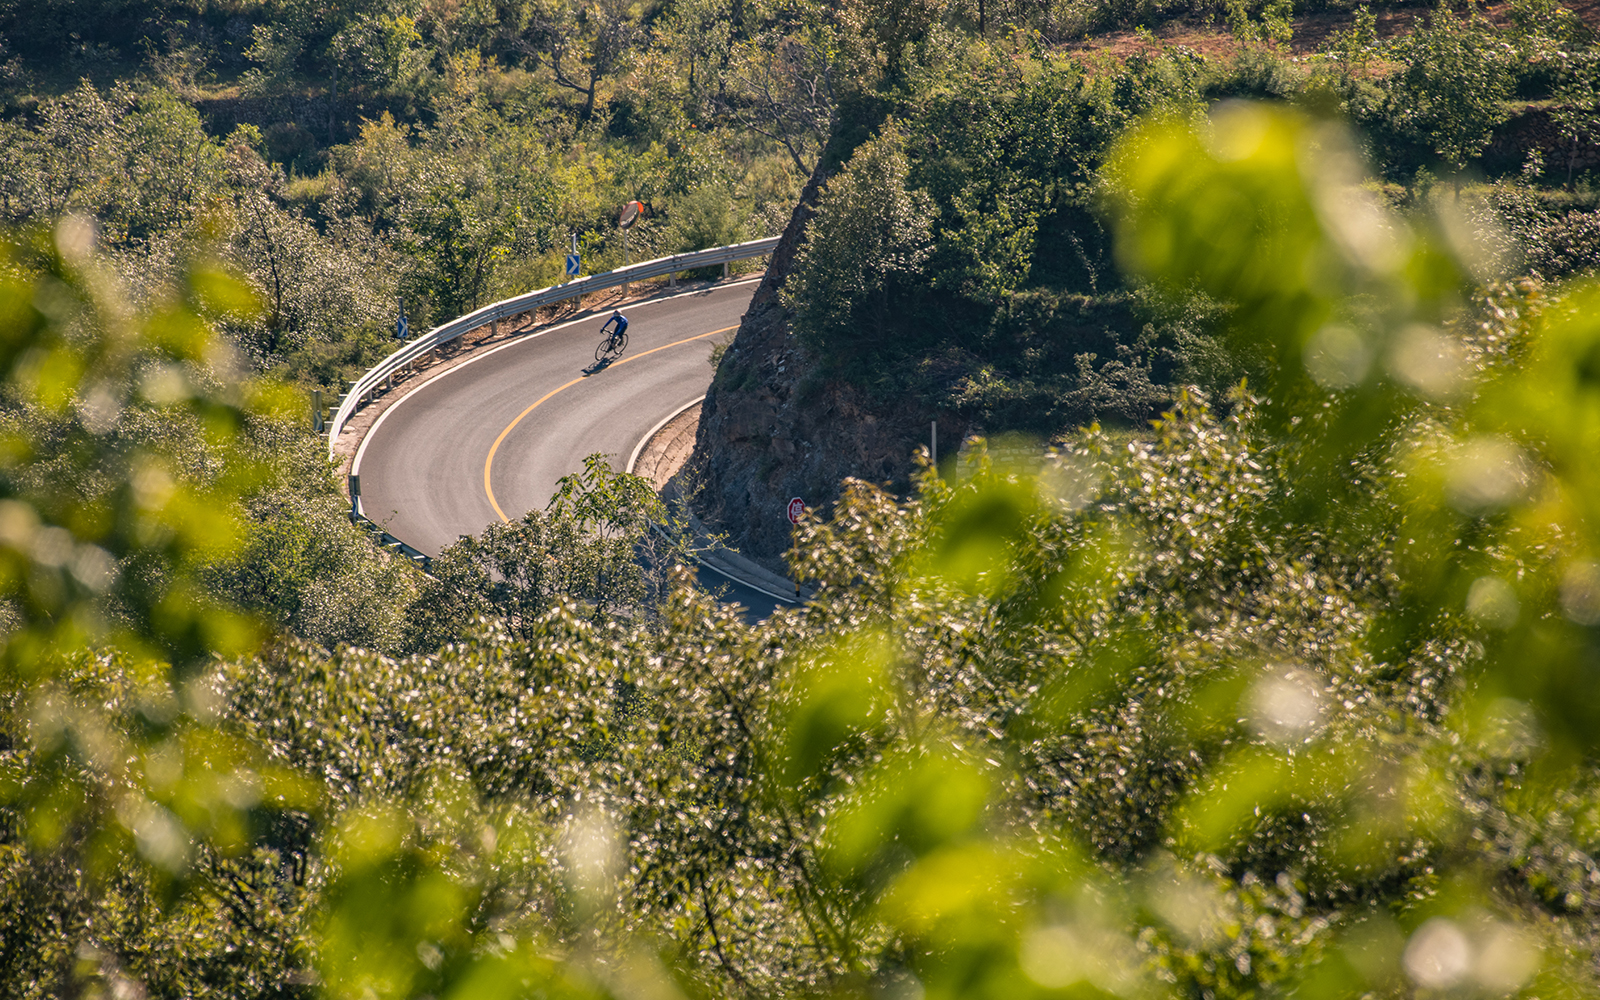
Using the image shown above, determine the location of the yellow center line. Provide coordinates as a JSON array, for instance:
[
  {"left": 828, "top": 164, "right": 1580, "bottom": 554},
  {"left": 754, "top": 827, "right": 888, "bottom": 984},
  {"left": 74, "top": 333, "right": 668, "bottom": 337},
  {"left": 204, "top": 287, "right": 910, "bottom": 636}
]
[{"left": 483, "top": 325, "right": 736, "bottom": 522}]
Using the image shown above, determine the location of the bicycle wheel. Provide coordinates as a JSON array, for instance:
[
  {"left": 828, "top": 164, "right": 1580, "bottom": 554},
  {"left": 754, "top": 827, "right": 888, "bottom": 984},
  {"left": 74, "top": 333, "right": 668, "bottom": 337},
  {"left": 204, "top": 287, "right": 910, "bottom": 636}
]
[
  {"left": 613, "top": 330, "right": 628, "bottom": 356},
  {"left": 595, "top": 336, "right": 613, "bottom": 363}
]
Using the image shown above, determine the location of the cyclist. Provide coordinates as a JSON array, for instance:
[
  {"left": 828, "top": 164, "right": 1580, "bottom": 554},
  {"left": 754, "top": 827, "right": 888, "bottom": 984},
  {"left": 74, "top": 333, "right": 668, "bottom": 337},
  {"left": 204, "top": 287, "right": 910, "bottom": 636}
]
[{"left": 596, "top": 309, "right": 629, "bottom": 361}]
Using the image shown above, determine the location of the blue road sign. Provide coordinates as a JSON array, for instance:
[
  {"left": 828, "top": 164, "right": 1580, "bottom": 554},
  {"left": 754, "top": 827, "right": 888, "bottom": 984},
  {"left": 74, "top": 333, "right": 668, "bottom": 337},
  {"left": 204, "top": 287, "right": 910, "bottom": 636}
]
[
  {"left": 396, "top": 313, "right": 408, "bottom": 341},
  {"left": 566, "top": 254, "right": 581, "bottom": 277}
]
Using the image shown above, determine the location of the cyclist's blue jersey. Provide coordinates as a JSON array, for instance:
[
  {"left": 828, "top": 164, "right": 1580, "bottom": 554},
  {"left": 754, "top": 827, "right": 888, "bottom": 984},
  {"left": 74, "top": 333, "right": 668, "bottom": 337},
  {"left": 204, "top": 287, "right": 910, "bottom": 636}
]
[{"left": 607, "top": 314, "right": 628, "bottom": 336}]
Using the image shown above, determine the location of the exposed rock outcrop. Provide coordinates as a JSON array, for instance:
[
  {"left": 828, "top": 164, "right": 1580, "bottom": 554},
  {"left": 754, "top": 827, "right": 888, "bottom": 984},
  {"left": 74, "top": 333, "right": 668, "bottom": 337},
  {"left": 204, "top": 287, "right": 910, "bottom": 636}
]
[
  {"left": 687, "top": 164, "right": 971, "bottom": 570},
  {"left": 1483, "top": 105, "right": 1600, "bottom": 177}
]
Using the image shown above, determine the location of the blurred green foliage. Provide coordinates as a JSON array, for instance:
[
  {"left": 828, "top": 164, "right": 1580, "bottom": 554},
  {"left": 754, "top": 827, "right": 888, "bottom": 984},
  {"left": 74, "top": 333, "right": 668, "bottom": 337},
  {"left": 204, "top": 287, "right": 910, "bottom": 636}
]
[
  {"left": 8, "top": 0, "right": 1600, "bottom": 994},
  {"left": 13, "top": 96, "right": 1600, "bottom": 997},
  {"left": 0, "top": 222, "right": 324, "bottom": 993}
]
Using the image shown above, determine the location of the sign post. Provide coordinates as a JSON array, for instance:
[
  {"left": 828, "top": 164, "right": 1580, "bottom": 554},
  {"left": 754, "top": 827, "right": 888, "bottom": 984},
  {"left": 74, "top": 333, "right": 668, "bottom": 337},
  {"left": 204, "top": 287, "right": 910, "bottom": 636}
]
[
  {"left": 787, "top": 497, "right": 806, "bottom": 524},
  {"left": 619, "top": 200, "right": 643, "bottom": 294}
]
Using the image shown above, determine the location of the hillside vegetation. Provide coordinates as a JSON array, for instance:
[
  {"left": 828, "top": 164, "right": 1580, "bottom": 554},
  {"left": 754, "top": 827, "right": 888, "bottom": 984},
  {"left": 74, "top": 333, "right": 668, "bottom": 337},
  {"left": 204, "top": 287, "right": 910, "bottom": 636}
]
[
  {"left": 688, "top": 0, "right": 1600, "bottom": 564},
  {"left": 776, "top": 0, "right": 1600, "bottom": 432},
  {"left": 5, "top": 1, "right": 1600, "bottom": 1000}
]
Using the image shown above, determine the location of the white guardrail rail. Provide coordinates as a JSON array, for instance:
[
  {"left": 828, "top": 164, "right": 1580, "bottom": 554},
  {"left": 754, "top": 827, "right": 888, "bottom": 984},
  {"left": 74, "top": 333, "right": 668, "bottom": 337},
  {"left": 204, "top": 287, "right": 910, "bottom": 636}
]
[{"left": 326, "top": 236, "right": 780, "bottom": 459}]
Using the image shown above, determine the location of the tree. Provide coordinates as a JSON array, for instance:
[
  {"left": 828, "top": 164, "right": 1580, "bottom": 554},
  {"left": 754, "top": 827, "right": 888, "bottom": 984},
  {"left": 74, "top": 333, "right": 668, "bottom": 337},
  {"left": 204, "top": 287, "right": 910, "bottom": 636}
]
[
  {"left": 1325, "top": 4, "right": 1379, "bottom": 74},
  {"left": 223, "top": 129, "right": 399, "bottom": 365},
  {"left": 666, "top": 183, "right": 747, "bottom": 280},
  {"left": 0, "top": 82, "right": 127, "bottom": 228},
  {"left": 337, "top": 108, "right": 565, "bottom": 319},
  {"left": 784, "top": 125, "right": 934, "bottom": 362},
  {"left": 328, "top": 11, "right": 432, "bottom": 98},
  {"left": 718, "top": 31, "right": 839, "bottom": 177},
  {"left": 1551, "top": 51, "right": 1600, "bottom": 188},
  {"left": 525, "top": 0, "right": 644, "bottom": 121},
  {"left": 240, "top": 22, "right": 305, "bottom": 96},
  {"left": 1384, "top": 4, "right": 1514, "bottom": 187},
  {"left": 1225, "top": 0, "right": 1294, "bottom": 49},
  {"left": 207, "top": 480, "right": 422, "bottom": 656},
  {"left": 654, "top": 0, "right": 737, "bottom": 110},
  {"left": 406, "top": 454, "right": 674, "bottom": 650},
  {"left": 839, "top": 0, "right": 949, "bottom": 83},
  {"left": 0, "top": 83, "right": 226, "bottom": 247},
  {"left": 18, "top": 16, "right": 1600, "bottom": 997}
]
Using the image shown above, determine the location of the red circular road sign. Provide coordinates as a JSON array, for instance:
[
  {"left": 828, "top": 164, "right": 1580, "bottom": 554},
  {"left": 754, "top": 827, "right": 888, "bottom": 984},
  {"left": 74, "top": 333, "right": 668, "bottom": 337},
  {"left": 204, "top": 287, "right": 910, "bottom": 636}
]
[{"left": 786, "top": 497, "right": 806, "bottom": 524}]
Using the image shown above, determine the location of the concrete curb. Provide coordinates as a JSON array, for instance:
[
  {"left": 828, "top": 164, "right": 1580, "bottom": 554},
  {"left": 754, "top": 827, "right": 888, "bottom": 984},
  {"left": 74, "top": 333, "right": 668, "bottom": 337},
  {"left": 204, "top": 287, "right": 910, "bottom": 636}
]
[{"left": 627, "top": 395, "right": 704, "bottom": 478}]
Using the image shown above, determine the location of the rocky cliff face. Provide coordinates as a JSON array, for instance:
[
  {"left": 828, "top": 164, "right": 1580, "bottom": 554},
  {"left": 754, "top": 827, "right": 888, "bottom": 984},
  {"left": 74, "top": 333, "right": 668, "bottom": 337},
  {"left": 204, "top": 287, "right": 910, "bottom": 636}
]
[{"left": 686, "top": 165, "right": 972, "bottom": 570}]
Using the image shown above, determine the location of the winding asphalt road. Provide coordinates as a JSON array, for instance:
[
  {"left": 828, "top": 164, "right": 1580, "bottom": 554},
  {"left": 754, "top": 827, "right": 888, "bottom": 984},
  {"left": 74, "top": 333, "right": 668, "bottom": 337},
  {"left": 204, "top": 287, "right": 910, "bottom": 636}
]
[{"left": 353, "top": 278, "right": 776, "bottom": 609}]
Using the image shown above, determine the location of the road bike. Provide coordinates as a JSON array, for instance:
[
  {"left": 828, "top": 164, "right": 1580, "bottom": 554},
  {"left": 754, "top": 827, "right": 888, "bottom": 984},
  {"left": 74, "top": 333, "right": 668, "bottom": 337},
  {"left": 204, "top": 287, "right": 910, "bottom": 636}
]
[{"left": 595, "top": 320, "right": 628, "bottom": 363}]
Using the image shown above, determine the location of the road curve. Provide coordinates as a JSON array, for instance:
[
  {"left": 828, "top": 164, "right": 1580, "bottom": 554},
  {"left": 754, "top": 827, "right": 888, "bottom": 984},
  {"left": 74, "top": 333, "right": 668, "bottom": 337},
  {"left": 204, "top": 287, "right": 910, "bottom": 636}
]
[{"left": 354, "top": 280, "right": 758, "bottom": 558}]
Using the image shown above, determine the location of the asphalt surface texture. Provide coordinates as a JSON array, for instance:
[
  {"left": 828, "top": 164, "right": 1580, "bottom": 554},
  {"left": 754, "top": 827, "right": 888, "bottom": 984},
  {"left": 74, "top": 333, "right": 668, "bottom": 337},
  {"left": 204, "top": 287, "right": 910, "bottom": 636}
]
[{"left": 354, "top": 279, "right": 783, "bottom": 617}]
